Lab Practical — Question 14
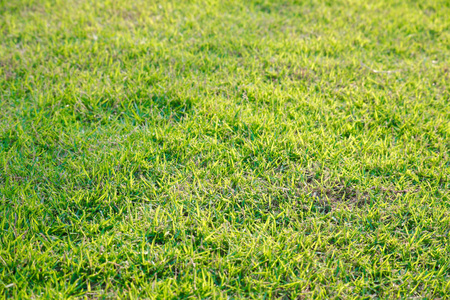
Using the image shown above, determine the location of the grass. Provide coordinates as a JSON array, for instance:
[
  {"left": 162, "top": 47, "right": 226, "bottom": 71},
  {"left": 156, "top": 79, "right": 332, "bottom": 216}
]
[{"left": 1, "top": 0, "right": 449, "bottom": 298}]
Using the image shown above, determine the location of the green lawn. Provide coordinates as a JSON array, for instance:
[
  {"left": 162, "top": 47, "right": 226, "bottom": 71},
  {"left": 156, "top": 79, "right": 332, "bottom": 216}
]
[{"left": 1, "top": 0, "right": 449, "bottom": 298}]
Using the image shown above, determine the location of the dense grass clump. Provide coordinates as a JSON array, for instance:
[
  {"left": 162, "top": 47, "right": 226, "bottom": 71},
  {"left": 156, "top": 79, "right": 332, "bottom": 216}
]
[{"left": 1, "top": 0, "right": 449, "bottom": 298}]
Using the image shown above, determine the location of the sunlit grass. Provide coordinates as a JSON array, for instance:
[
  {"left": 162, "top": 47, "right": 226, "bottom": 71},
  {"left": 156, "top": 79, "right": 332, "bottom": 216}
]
[{"left": 1, "top": 0, "right": 449, "bottom": 298}]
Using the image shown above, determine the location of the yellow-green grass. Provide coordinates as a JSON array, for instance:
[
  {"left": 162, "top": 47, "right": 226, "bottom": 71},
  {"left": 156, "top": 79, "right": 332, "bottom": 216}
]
[{"left": 1, "top": 0, "right": 449, "bottom": 298}]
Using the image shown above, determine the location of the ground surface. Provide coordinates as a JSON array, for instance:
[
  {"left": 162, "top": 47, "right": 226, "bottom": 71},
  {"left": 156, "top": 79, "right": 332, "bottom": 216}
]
[{"left": 1, "top": 0, "right": 449, "bottom": 298}]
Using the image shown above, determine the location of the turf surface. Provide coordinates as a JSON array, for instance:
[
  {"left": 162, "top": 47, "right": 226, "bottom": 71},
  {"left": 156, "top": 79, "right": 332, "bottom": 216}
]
[{"left": 1, "top": 0, "right": 450, "bottom": 298}]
